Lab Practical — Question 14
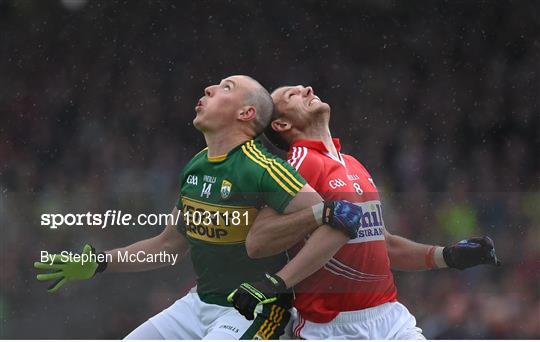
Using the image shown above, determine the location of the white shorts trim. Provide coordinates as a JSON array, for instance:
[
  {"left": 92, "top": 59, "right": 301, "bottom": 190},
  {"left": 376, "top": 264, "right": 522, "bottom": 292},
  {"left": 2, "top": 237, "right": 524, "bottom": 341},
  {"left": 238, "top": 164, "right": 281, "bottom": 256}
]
[
  {"left": 132, "top": 288, "right": 252, "bottom": 339},
  {"left": 293, "top": 301, "right": 425, "bottom": 339}
]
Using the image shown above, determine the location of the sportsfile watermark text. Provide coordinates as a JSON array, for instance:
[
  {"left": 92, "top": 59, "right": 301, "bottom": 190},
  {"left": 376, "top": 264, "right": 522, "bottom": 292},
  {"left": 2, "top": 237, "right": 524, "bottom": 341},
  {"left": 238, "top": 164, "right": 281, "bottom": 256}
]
[
  {"left": 41, "top": 209, "right": 251, "bottom": 229},
  {"left": 40, "top": 210, "right": 181, "bottom": 229},
  {"left": 40, "top": 250, "right": 179, "bottom": 266}
]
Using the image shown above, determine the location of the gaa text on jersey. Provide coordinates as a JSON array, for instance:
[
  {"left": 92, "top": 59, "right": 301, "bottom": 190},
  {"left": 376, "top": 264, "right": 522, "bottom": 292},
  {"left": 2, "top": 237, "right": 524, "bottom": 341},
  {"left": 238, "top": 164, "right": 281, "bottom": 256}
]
[
  {"left": 328, "top": 178, "right": 347, "bottom": 189},
  {"left": 186, "top": 175, "right": 198, "bottom": 185}
]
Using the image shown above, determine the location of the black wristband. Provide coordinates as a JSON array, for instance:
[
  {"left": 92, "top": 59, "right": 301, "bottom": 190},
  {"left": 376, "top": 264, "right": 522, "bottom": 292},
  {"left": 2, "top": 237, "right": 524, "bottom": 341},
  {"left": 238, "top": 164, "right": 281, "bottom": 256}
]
[
  {"left": 265, "top": 273, "right": 288, "bottom": 291},
  {"left": 442, "top": 246, "right": 455, "bottom": 268}
]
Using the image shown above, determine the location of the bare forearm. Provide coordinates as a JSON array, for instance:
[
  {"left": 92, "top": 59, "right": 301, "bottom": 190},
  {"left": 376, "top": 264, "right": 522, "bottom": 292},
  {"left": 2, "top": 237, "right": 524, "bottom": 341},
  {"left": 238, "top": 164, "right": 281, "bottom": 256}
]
[
  {"left": 247, "top": 184, "right": 325, "bottom": 258},
  {"left": 386, "top": 233, "right": 444, "bottom": 271},
  {"left": 246, "top": 206, "right": 320, "bottom": 258},
  {"left": 276, "top": 225, "right": 348, "bottom": 287}
]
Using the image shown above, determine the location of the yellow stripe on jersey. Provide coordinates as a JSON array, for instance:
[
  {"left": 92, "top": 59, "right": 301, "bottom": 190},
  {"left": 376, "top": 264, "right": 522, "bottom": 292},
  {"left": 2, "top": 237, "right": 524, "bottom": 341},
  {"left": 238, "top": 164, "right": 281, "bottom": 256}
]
[
  {"left": 244, "top": 142, "right": 301, "bottom": 193},
  {"left": 247, "top": 141, "right": 304, "bottom": 190},
  {"left": 207, "top": 154, "right": 227, "bottom": 162},
  {"left": 194, "top": 147, "right": 208, "bottom": 157},
  {"left": 193, "top": 147, "right": 227, "bottom": 162},
  {"left": 183, "top": 196, "right": 254, "bottom": 209},
  {"left": 241, "top": 145, "right": 295, "bottom": 196}
]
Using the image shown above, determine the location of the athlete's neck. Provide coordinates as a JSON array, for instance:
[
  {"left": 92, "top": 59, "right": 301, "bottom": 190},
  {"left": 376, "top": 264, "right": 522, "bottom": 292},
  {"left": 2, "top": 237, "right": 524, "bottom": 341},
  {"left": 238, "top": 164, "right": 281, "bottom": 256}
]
[
  {"left": 204, "top": 130, "right": 253, "bottom": 158},
  {"left": 297, "top": 125, "right": 339, "bottom": 159}
]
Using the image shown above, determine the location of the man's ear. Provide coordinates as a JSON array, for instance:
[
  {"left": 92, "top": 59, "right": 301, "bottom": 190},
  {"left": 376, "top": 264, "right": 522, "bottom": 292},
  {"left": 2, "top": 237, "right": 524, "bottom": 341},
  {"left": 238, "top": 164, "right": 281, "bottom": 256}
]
[
  {"left": 271, "top": 118, "right": 291, "bottom": 132},
  {"left": 238, "top": 106, "right": 256, "bottom": 122}
]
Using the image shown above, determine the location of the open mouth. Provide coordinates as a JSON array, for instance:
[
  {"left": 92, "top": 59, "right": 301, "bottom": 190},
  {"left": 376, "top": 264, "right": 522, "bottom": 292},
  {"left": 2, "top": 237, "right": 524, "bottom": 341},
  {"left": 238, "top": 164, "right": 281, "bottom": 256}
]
[{"left": 308, "top": 97, "right": 321, "bottom": 106}]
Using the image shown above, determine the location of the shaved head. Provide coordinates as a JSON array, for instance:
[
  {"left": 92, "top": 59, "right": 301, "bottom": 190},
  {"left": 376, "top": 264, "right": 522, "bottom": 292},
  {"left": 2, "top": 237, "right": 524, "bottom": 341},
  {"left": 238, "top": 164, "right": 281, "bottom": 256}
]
[{"left": 241, "top": 76, "right": 274, "bottom": 135}]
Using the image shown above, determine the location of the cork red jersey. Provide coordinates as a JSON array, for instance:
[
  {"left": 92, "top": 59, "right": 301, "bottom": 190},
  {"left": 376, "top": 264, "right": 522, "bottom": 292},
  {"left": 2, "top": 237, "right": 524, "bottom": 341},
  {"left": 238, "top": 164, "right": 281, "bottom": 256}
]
[{"left": 287, "top": 138, "right": 398, "bottom": 323}]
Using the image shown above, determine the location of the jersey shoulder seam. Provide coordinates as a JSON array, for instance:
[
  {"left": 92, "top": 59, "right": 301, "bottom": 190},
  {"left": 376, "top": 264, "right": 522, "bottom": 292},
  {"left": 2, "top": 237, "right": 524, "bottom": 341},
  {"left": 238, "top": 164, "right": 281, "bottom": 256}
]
[
  {"left": 241, "top": 140, "right": 304, "bottom": 195},
  {"left": 292, "top": 147, "right": 325, "bottom": 185}
]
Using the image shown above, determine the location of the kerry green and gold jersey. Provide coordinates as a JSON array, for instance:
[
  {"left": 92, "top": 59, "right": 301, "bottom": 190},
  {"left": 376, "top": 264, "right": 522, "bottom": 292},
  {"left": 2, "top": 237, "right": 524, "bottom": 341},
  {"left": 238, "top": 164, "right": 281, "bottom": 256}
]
[{"left": 176, "top": 139, "right": 306, "bottom": 306}]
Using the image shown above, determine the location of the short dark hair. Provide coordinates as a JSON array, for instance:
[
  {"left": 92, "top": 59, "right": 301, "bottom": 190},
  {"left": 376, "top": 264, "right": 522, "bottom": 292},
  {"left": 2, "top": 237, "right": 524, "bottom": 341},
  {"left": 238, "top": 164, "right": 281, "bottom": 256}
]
[
  {"left": 263, "top": 93, "right": 289, "bottom": 151},
  {"left": 243, "top": 76, "right": 274, "bottom": 136}
]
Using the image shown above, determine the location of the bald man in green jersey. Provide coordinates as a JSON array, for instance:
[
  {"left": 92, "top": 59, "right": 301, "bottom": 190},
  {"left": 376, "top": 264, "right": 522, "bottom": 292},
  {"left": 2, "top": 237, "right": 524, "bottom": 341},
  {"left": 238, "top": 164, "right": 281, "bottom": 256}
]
[{"left": 34, "top": 75, "right": 364, "bottom": 339}]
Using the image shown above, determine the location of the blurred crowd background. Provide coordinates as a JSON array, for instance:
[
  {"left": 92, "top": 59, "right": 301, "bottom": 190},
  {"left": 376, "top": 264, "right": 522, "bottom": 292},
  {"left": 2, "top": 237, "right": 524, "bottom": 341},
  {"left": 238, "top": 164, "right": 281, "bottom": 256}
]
[{"left": 1, "top": 0, "right": 538, "bottom": 339}]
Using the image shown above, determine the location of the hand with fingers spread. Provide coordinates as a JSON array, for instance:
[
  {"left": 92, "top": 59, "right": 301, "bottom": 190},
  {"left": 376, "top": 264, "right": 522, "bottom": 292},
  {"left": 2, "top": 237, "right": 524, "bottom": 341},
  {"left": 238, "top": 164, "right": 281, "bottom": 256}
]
[{"left": 34, "top": 244, "right": 108, "bottom": 293}]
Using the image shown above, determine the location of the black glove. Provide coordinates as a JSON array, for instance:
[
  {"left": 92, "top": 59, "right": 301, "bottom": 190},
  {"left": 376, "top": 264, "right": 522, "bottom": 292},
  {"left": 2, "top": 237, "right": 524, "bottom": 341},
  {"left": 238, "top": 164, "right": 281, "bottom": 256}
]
[
  {"left": 227, "top": 273, "right": 292, "bottom": 320},
  {"left": 320, "top": 200, "right": 363, "bottom": 239},
  {"left": 443, "top": 236, "right": 501, "bottom": 270}
]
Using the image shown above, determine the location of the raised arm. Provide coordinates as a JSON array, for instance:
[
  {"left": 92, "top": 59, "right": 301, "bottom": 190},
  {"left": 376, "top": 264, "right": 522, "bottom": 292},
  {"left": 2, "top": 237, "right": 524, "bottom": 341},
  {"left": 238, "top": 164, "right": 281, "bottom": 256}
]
[
  {"left": 229, "top": 206, "right": 353, "bottom": 319},
  {"left": 229, "top": 187, "right": 366, "bottom": 319}
]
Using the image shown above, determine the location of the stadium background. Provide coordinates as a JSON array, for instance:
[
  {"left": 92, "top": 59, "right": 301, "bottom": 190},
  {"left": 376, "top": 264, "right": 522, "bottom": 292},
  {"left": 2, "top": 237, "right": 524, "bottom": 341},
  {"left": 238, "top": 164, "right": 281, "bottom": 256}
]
[{"left": 1, "top": 0, "right": 539, "bottom": 339}]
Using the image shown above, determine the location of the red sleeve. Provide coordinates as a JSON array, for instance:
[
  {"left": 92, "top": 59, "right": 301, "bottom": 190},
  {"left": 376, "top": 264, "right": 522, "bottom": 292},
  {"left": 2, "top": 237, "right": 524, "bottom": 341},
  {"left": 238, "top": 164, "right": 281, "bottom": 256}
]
[{"left": 287, "top": 147, "right": 324, "bottom": 189}]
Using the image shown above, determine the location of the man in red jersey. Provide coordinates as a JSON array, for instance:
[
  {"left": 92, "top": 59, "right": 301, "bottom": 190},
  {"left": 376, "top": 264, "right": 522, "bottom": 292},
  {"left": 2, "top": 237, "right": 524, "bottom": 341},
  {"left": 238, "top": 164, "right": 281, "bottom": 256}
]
[{"left": 238, "top": 84, "right": 501, "bottom": 339}]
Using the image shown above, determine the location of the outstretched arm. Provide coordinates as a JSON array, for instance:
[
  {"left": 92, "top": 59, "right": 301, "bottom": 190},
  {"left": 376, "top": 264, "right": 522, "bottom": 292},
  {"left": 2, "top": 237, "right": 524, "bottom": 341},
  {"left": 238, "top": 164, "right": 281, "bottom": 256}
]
[
  {"left": 385, "top": 231, "right": 444, "bottom": 271},
  {"left": 34, "top": 206, "right": 189, "bottom": 293},
  {"left": 385, "top": 230, "right": 501, "bottom": 271}
]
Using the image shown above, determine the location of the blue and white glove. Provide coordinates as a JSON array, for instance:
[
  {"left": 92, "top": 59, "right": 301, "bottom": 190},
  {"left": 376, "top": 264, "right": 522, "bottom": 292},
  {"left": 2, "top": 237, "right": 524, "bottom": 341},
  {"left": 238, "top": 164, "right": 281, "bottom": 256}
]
[
  {"left": 443, "top": 236, "right": 501, "bottom": 270},
  {"left": 313, "top": 200, "right": 363, "bottom": 239}
]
